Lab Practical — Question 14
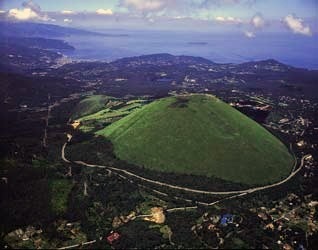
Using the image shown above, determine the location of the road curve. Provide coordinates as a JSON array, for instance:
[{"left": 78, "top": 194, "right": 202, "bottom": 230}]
[{"left": 61, "top": 137, "right": 308, "bottom": 196}]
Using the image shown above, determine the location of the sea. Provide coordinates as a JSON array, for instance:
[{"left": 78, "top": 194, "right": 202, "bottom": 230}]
[{"left": 63, "top": 30, "right": 318, "bottom": 69}]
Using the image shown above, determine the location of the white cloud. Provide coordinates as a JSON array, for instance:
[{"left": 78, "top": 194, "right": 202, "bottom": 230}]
[
  {"left": 200, "top": 0, "right": 259, "bottom": 8},
  {"left": 215, "top": 16, "right": 225, "bottom": 21},
  {"left": 118, "top": 0, "right": 257, "bottom": 18},
  {"left": 215, "top": 16, "right": 242, "bottom": 24},
  {"left": 173, "top": 16, "right": 187, "bottom": 19},
  {"left": 96, "top": 8, "right": 113, "bottom": 15},
  {"left": 118, "top": 0, "right": 258, "bottom": 15},
  {"left": 251, "top": 13, "right": 265, "bottom": 28},
  {"left": 244, "top": 30, "right": 255, "bottom": 38},
  {"left": 8, "top": 8, "right": 40, "bottom": 20},
  {"left": 119, "top": 0, "right": 174, "bottom": 13},
  {"left": 283, "top": 14, "right": 312, "bottom": 36},
  {"left": 8, "top": 1, "right": 52, "bottom": 21},
  {"left": 0, "top": 10, "right": 6, "bottom": 14},
  {"left": 63, "top": 18, "right": 72, "bottom": 23},
  {"left": 61, "top": 10, "right": 75, "bottom": 15},
  {"left": 120, "top": 0, "right": 165, "bottom": 11}
]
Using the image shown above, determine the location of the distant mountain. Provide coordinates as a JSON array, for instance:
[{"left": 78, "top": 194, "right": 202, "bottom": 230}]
[
  {"left": 111, "top": 53, "right": 216, "bottom": 67},
  {"left": 0, "top": 22, "right": 128, "bottom": 38},
  {"left": 55, "top": 53, "right": 217, "bottom": 79},
  {"left": 0, "top": 41, "right": 62, "bottom": 74},
  {"left": 0, "top": 34, "right": 77, "bottom": 74},
  {"left": 233, "top": 59, "right": 318, "bottom": 86},
  {"left": 1, "top": 36, "right": 75, "bottom": 50},
  {"left": 51, "top": 53, "right": 318, "bottom": 98},
  {"left": 234, "top": 59, "right": 292, "bottom": 72},
  {"left": 54, "top": 53, "right": 318, "bottom": 84}
]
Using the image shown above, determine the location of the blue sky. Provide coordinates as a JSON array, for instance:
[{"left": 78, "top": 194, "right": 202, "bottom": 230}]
[
  {"left": 1, "top": 0, "right": 317, "bottom": 18},
  {"left": 1, "top": 0, "right": 118, "bottom": 12},
  {"left": 0, "top": 0, "right": 317, "bottom": 35}
]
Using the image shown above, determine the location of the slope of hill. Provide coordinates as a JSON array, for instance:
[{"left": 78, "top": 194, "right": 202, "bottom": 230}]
[
  {"left": 0, "top": 41, "right": 62, "bottom": 74},
  {"left": 0, "top": 22, "right": 129, "bottom": 38},
  {"left": 71, "top": 95, "right": 112, "bottom": 120},
  {"left": 52, "top": 53, "right": 318, "bottom": 98},
  {"left": 97, "top": 94, "right": 294, "bottom": 186},
  {"left": 1, "top": 36, "right": 75, "bottom": 50},
  {"left": 111, "top": 53, "right": 215, "bottom": 67},
  {"left": 0, "top": 22, "right": 105, "bottom": 38},
  {"left": 0, "top": 35, "right": 76, "bottom": 74},
  {"left": 0, "top": 73, "right": 83, "bottom": 109}
]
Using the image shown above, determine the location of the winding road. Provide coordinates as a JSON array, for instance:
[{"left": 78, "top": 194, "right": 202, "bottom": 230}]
[{"left": 61, "top": 134, "right": 309, "bottom": 196}]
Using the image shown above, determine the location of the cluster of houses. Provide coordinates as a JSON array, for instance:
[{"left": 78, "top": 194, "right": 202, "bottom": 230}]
[
  {"left": 253, "top": 192, "right": 317, "bottom": 250},
  {"left": 191, "top": 212, "right": 242, "bottom": 248}
]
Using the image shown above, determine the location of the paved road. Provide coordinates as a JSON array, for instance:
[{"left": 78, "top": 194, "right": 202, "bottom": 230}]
[
  {"left": 61, "top": 135, "right": 309, "bottom": 196},
  {"left": 58, "top": 240, "right": 96, "bottom": 250}
]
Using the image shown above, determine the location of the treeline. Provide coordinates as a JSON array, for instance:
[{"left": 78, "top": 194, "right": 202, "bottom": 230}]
[{"left": 66, "top": 135, "right": 251, "bottom": 192}]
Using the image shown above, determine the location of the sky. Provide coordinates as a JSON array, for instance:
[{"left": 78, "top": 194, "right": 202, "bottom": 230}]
[{"left": 0, "top": 0, "right": 317, "bottom": 36}]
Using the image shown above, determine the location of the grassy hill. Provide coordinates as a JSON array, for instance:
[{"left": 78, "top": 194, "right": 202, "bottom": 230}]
[
  {"left": 96, "top": 94, "right": 294, "bottom": 186},
  {"left": 71, "top": 95, "right": 112, "bottom": 120},
  {"left": 71, "top": 95, "right": 147, "bottom": 132}
]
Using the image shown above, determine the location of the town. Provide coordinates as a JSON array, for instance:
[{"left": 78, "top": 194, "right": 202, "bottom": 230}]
[{"left": 1, "top": 40, "right": 318, "bottom": 249}]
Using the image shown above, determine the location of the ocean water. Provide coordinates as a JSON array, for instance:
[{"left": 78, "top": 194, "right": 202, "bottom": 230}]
[{"left": 63, "top": 30, "right": 318, "bottom": 69}]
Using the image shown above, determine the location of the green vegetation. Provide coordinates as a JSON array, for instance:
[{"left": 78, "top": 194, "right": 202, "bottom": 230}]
[
  {"left": 0, "top": 161, "right": 52, "bottom": 233},
  {"left": 49, "top": 179, "right": 73, "bottom": 215},
  {"left": 97, "top": 94, "right": 294, "bottom": 185},
  {"left": 137, "top": 193, "right": 166, "bottom": 214},
  {"left": 73, "top": 96, "right": 146, "bottom": 133},
  {"left": 71, "top": 95, "right": 112, "bottom": 119},
  {"left": 230, "top": 238, "right": 249, "bottom": 249},
  {"left": 159, "top": 225, "right": 173, "bottom": 239}
]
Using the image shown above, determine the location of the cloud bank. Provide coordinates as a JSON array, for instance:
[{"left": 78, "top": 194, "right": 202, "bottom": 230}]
[
  {"left": 244, "top": 30, "right": 255, "bottom": 38},
  {"left": 63, "top": 18, "right": 72, "bottom": 23},
  {"left": 61, "top": 10, "right": 75, "bottom": 15},
  {"left": 8, "top": 8, "right": 39, "bottom": 20},
  {"left": 8, "top": 0, "right": 52, "bottom": 21},
  {"left": 215, "top": 16, "right": 243, "bottom": 24},
  {"left": 283, "top": 14, "right": 312, "bottom": 36},
  {"left": 119, "top": 0, "right": 170, "bottom": 13},
  {"left": 2, "top": 0, "right": 316, "bottom": 36},
  {"left": 200, "top": 0, "right": 258, "bottom": 8},
  {"left": 251, "top": 13, "right": 265, "bottom": 28},
  {"left": 96, "top": 9, "right": 114, "bottom": 15}
]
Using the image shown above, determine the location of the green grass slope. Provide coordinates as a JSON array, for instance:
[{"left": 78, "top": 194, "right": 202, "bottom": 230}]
[
  {"left": 71, "top": 95, "right": 111, "bottom": 120},
  {"left": 97, "top": 94, "right": 294, "bottom": 186},
  {"left": 73, "top": 97, "right": 146, "bottom": 133}
]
